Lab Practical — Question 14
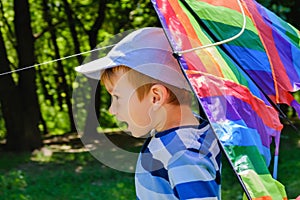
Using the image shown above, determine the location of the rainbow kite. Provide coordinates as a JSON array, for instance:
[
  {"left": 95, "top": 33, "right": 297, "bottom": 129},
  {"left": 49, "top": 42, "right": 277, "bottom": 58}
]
[{"left": 151, "top": 0, "right": 300, "bottom": 199}]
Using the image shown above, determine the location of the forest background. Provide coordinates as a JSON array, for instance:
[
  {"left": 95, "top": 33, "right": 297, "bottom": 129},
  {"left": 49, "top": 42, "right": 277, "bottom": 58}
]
[{"left": 0, "top": 0, "right": 299, "bottom": 199}]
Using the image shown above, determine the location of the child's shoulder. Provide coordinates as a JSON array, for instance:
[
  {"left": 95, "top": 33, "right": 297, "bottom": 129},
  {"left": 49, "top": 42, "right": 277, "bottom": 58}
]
[
  {"left": 149, "top": 121, "right": 212, "bottom": 151},
  {"left": 156, "top": 120, "right": 211, "bottom": 138}
]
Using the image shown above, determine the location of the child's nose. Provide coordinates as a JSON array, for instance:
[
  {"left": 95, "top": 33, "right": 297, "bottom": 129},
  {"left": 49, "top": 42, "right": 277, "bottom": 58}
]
[{"left": 109, "top": 104, "right": 116, "bottom": 115}]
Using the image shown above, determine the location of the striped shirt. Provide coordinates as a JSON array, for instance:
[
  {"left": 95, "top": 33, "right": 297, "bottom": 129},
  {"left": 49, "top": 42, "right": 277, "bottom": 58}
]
[{"left": 135, "top": 121, "right": 221, "bottom": 200}]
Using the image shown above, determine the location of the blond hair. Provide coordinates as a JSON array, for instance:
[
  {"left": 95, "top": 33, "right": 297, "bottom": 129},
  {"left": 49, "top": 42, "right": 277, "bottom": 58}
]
[{"left": 101, "top": 65, "right": 192, "bottom": 105}]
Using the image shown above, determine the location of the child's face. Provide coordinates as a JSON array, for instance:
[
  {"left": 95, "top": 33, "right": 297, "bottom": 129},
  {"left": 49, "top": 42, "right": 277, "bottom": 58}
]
[{"left": 104, "top": 70, "right": 154, "bottom": 137}]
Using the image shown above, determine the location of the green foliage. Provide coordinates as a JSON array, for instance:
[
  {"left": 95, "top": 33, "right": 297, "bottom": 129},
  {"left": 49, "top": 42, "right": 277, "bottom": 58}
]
[
  {"left": 99, "top": 108, "right": 119, "bottom": 128},
  {"left": 0, "top": 107, "right": 5, "bottom": 139},
  {"left": 0, "top": 170, "right": 31, "bottom": 200},
  {"left": 29, "top": 0, "right": 159, "bottom": 135},
  {"left": 39, "top": 100, "right": 71, "bottom": 134},
  {"left": 0, "top": 0, "right": 299, "bottom": 149}
]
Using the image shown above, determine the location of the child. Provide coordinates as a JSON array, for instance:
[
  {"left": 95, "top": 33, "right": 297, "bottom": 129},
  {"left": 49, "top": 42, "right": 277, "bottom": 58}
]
[{"left": 76, "top": 27, "right": 221, "bottom": 200}]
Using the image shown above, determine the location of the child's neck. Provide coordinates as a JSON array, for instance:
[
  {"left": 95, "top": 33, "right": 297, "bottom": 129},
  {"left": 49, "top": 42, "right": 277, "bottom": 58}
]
[{"left": 157, "top": 104, "right": 199, "bottom": 132}]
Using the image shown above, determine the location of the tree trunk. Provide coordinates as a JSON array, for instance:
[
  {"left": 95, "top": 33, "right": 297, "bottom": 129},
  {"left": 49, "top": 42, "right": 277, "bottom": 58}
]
[
  {"left": 82, "top": 0, "right": 107, "bottom": 137},
  {"left": 42, "top": 0, "right": 76, "bottom": 132},
  {"left": 0, "top": 28, "right": 24, "bottom": 150},
  {"left": 62, "top": 0, "right": 83, "bottom": 64},
  {"left": 1, "top": 0, "right": 42, "bottom": 151},
  {"left": 287, "top": 0, "right": 300, "bottom": 29}
]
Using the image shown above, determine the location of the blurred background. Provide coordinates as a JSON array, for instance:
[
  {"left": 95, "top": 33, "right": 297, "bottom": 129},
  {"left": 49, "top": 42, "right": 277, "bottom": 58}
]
[{"left": 0, "top": 0, "right": 299, "bottom": 199}]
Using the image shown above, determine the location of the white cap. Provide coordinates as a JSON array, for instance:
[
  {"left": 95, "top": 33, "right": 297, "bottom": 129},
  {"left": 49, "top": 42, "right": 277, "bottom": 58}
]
[{"left": 75, "top": 27, "right": 191, "bottom": 91}]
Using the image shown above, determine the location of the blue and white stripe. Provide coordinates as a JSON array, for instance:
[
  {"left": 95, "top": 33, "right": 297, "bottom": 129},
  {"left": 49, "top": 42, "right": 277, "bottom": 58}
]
[{"left": 135, "top": 121, "right": 221, "bottom": 200}]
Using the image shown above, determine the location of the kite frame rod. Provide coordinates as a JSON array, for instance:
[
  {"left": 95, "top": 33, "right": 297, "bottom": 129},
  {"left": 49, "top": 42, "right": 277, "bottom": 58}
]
[
  {"left": 173, "top": 52, "right": 253, "bottom": 200},
  {"left": 159, "top": 0, "right": 256, "bottom": 198}
]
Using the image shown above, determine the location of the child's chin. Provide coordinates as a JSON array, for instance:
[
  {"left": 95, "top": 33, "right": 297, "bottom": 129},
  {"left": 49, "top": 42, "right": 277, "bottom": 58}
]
[
  {"left": 127, "top": 130, "right": 140, "bottom": 138},
  {"left": 130, "top": 130, "right": 150, "bottom": 138}
]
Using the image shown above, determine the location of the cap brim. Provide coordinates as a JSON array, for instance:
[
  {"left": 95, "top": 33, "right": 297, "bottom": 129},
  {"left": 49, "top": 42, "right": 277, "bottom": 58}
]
[{"left": 75, "top": 56, "right": 117, "bottom": 80}]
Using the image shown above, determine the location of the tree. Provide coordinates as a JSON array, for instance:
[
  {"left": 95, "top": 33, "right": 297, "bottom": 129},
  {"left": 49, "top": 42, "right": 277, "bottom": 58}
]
[
  {"left": 286, "top": 0, "right": 300, "bottom": 29},
  {"left": 42, "top": 0, "right": 76, "bottom": 132},
  {"left": 78, "top": 0, "right": 107, "bottom": 138},
  {"left": 0, "top": 0, "right": 297, "bottom": 152},
  {"left": 0, "top": 0, "right": 42, "bottom": 151}
]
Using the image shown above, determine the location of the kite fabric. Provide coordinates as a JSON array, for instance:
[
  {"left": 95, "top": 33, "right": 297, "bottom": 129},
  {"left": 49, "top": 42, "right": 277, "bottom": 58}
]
[{"left": 151, "top": 0, "right": 300, "bottom": 199}]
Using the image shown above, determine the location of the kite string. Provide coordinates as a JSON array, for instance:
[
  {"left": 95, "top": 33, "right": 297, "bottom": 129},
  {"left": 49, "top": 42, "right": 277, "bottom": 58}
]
[
  {"left": 175, "top": 0, "right": 246, "bottom": 55},
  {"left": 0, "top": 0, "right": 246, "bottom": 75},
  {"left": 0, "top": 44, "right": 116, "bottom": 76},
  {"left": 1, "top": 0, "right": 246, "bottom": 76}
]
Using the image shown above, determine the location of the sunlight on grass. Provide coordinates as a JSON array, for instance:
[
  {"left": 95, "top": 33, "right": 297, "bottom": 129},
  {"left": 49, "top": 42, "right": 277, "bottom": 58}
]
[
  {"left": 0, "top": 150, "right": 136, "bottom": 200},
  {"left": 0, "top": 124, "right": 299, "bottom": 200}
]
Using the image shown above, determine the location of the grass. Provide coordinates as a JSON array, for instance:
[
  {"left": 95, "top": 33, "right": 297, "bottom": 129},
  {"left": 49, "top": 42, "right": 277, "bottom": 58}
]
[
  {"left": 0, "top": 151, "right": 136, "bottom": 200},
  {"left": 0, "top": 124, "right": 299, "bottom": 200}
]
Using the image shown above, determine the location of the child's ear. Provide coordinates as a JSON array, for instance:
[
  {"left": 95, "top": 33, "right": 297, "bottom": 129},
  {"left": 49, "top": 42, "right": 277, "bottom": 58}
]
[{"left": 150, "top": 84, "right": 168, "bottom": 109}]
